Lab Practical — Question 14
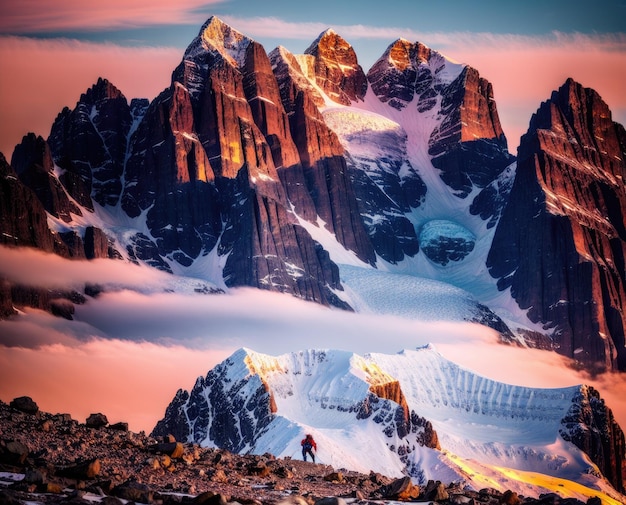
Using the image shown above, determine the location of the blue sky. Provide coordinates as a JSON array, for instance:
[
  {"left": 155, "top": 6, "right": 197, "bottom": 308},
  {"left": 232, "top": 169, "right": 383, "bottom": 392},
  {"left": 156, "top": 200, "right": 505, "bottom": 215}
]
[{"left": 0, "top": 0, "right": 625, "bottom": 156}]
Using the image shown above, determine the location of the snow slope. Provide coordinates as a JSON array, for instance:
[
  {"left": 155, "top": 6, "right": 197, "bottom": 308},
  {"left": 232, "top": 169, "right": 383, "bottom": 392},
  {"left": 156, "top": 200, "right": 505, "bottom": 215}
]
[{"left": 168, "top": 346, "right": 623, "bottom": 504}]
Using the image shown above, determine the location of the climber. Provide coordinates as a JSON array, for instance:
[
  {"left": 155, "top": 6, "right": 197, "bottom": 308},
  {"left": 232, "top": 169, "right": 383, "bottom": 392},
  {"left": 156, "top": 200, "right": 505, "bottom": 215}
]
[{"left": 301, "top": 433, "right": 317, "bottom": 462}]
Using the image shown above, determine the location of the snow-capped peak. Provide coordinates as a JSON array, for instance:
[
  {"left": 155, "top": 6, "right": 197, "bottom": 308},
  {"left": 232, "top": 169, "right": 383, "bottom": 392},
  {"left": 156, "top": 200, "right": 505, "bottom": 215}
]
[
  {"left": 304, "top": 28, "right": 339, "bottom": 54},
  {"left": 189, "top": 15, "right": 252, "bottom": 68},
  {"left": 154, "top": 346, "right": 623, "bottom": 503}
]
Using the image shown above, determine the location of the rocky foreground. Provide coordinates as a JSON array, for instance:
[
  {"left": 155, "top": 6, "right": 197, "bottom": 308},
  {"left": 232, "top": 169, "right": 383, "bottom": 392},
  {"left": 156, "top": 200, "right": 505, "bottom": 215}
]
[{"left": 0, "top": 397, "right": 603, "bottom": 505}]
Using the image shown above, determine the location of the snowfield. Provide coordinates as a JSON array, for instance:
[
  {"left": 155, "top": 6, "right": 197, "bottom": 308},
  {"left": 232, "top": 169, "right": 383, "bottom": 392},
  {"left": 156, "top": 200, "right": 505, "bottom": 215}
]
[{"left": 183, "top": 346, "right": 623, "bottom": 505}]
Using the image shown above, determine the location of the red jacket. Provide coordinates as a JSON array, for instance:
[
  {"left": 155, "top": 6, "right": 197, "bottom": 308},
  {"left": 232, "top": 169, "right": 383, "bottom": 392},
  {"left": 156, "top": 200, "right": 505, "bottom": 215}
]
[{"left": 301, "top": 436, "right": 316, "bottom": 450}]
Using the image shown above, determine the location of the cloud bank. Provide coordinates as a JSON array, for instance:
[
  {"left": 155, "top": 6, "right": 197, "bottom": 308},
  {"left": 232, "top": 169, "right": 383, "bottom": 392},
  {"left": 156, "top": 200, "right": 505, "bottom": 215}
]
[{"left": 0, "top": 246, "right": 625, "bottom": 434}]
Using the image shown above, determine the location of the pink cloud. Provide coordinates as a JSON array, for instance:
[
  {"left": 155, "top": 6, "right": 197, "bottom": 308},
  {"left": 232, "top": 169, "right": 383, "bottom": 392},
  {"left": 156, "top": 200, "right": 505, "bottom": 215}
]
[
  {"left": 0, "top": 36, "right": 182, "bottom": 158},
  {"left": 0, "top": 247, "right": 623, "bottom": 433},
  {"left": 0, "top": 245, "right": 178, "bottom": 290},
  {"left": 0, "top": 339, "right": 230, "bottom": 432},
  {"left": 0, "top": 0, "right": 224, "bottom": 32}
]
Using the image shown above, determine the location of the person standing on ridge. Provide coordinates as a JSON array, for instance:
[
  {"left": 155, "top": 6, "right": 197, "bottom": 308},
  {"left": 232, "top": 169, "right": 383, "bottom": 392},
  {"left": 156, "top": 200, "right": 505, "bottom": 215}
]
[{"left": 301, "top": 434, "right": 317, "bottom": 462}]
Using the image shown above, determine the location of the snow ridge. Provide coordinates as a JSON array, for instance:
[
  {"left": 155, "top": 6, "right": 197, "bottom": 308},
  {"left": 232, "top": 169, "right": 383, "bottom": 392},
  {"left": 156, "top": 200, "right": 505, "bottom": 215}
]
[{"left": 154, "top": 346, "right": 623, "bottom": 502}]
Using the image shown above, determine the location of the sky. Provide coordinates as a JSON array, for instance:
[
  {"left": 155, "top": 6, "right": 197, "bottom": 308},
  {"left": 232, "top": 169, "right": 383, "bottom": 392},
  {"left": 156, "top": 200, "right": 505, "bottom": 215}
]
[
  {"left": 0, "top": 0, "right": 626, "bottom": 436},
  {"left": 0, "top": 0, "right": 625, "bottom": 158}
]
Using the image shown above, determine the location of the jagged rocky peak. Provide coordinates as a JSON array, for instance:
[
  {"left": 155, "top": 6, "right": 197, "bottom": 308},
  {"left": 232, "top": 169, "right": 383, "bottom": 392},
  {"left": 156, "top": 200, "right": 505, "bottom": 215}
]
[
  {"left": 11, "top": 132, "right": 54, "bottom": 176},
  {"left": 10, "top": 133, "right": 81, "bottom": 223},
  {"left": 188, "top": 15, "right": 252, "bottom": 68},
  {"left": 367, "top": 38, "right": 461, "bottom": 111},
  {"left": 386, "top": 38, "right": 432, "bottom": 70},
  {"left": 80, "top": 77, "right": 126, "bottom": 104},
  {"left": 304, "top": 29, "right": 368, "bottom": 105},
  {"left": 48, "top": 76, "right": 133, "bottom": 209},
  {"left": 269, "top": 46, "right": 326, "bottom": 109},
  {"left": 488, "top": 78, "right": 626, "bottom": 372}
]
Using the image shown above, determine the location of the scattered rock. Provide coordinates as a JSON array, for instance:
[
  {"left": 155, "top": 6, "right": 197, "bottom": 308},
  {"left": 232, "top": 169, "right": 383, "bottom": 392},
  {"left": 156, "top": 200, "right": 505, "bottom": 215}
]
[
  {"left": 501, "top": 489, "right": 521, "bottom": 505},
  {"left": 0, "top": 399, "right": 611, "bottom": 505},
  {"left": 314, "top": 497, "right": 347, "bottom": 505},
  {"left": 323, "top": 471, "right": 344, "bottom": 483},
  {"left": 109, "top": 422, "right": 129, "bottom": 432},
  {"left": 0, "top": 440, "right": 29, "bottom": 465},
  {"left": 149, "top": 441, "right": 185, "bottom": 459},
  {"left": 56, "top": 458, "right": 101, "bottom": 479},
  {"left": 193, "top": 491, "right": 229, "bottom": 505},
  {"left": 112, "top": 480, "right": 153, "bottom": 503},
  {"left": 380, "top": 476, "right": 420, "bottom": 501}
]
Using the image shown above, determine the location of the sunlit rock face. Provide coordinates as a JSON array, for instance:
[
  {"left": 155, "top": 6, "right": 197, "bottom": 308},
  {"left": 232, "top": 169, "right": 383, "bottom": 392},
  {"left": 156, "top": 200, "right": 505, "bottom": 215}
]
[
  {"left": 304, "top": 29, "right": 368, "bottom": 105},
  {"left": 488, "top": 78, "right": 626, "bottom": 372},
  {"left": 427, "top": 65, "right": 513, "bottom": 199},
  {"left": 120, "top": 17, "right": 370, "bottom": 306},
  {"left": 270, "top": 44, "right": 377, "bottom": 267},
  {"left": 419, "top": 220, "right": 475, "bottom": 266}
]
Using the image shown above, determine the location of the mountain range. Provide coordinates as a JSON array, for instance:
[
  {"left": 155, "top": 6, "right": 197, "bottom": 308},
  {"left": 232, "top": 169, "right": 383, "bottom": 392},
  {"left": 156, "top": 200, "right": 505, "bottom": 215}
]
[
  {"left": 1, "top": 15, "right": 625, "bottom": 500},
  {"left": 1, "top": 16, "right": 624, "bottom": 374}
]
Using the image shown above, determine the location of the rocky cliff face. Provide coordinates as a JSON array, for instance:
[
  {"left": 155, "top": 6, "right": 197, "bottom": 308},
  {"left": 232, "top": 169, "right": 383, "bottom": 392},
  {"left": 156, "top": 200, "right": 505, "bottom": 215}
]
[
  {"left": 0, "top": 153, "right": 67, "bottom": 255},
  {"left": 560, "top": 385, "right": 626, "bottom": 493},
  {"left": 270, "top": 44, "right": 376, "bottom": 266},
  {"left": 367, "top": 38, "right": 512, "bottom": 200},
  {"left": 428, "top": 66, "right": 513, "bottom": 199},
  {"left": 11, "top": 133, "right": 82, "bottom": 223},
  {"left": 303, "top": 29, "right": 368, "bottom": 105},
  {"left": 118, "top": 17, "right": 380, "bottom": 306},
  {"left": 48, "top": 77, "right": 133, "bottom": 209},
  {"left": 488, "top": 78, "right": 626, "bottom": 372}
]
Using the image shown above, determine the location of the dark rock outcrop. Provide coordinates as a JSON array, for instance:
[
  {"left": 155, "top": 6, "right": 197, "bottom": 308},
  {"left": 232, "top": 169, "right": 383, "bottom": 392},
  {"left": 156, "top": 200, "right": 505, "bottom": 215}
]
[
  {"left": 48, "top": 77, "right": 133, "bottom": 209},
  {"left": 427, "top": 66, "right": 514, "bottom": 199},
  {"left": 152, "top": 352, "right": 276, "bottom": 452},
  {"left": 560, "top": 385, "right": 625, "bottom": 492},
  {"left": 0, "top": 153, "right": 68, "bottom": 255},
  {"left": 488, "top": 78, "right": 626, "bottom": 372},
  {"left": 11, "top": 133, "right": 81, "bottom": 222}
]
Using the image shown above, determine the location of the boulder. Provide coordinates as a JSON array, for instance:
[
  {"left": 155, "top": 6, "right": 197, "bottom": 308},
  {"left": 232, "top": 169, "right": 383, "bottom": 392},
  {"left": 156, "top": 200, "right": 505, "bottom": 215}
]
[
  {"left": 86, "top": 413, "right": 108, "bottom": 428},
  {"left": 10, "top": 396, "right": 39, "bottom": 415},
  {"left": 380, "top": 476, "right": 420, "bottom": 501},
  {"left": 0, "top": 440, "right": 29, "bottom": 465},
  {"left": 56, "top": 458, "right": 101, "bottom": 480},
  {"left": 112, "top": 480, "right": 153, "bottom": 504}
]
